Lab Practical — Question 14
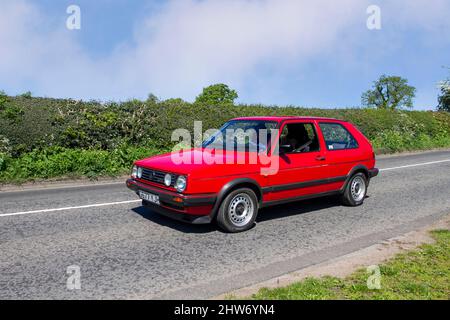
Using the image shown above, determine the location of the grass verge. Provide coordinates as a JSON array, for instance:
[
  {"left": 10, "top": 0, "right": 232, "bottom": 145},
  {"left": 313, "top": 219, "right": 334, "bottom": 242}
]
[{"left": 250, "top": 230, "right": 449, "bottom": 300}]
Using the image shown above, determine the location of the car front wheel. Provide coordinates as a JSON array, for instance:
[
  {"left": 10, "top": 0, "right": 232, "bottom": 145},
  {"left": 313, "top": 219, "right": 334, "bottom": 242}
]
[
  {"left": 341, "top": 172, "right": 368, "bottom": 206},
  {"left": 216, "top": 188, "right": 258, "bottom": 233}
]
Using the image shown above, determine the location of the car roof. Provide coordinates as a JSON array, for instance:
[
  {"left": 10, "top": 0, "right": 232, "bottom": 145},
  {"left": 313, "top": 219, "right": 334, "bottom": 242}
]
[{"left": 231, "top": 116, "right": 344, "bottom": 123}]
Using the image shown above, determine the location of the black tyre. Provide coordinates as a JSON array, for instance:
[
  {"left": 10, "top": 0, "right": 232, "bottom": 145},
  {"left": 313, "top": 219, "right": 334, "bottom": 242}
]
[
  {"left": 216, "top": 188, "right": 258, "bottom": 233},
  {"left": 341, "top": 173, "right": 368, "bottom": 206}
]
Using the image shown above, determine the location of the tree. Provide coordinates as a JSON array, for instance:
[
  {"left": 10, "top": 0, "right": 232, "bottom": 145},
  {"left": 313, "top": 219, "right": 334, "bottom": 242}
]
[
  {"left": 20, "top": 91, "right": 32, "bottom": 99},
  {"left": 0, "top": 91, "right": 23, "bottom": 120},
  {"left": 437, "top": 77, "right": 450, "bottom": 112},
  {"left": 0, "top": 91, "right": 7, "bottom": 110},
  {"left": 163, "top": 98, "right": 187, "bottom": 105},
  {"left": 195, "top": 83, "right": 238, "bottom": 105},
  {"left": 362, "top": 75, "right": 416, "bottom": 110},
  {"left": 146, "top": 93, "right": 159, "bottom": 103}
]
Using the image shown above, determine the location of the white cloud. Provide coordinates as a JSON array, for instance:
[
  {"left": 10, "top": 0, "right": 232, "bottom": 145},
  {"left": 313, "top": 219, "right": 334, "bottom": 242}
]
[
  {"left": 0, "top": 0, "right": 448, "bottom": 103},
  {"left": 122, "top": 0, "right": 369, "bottom": 100},
  {"left": 0, "top": 0, "right": 103, "bottom": 96}
]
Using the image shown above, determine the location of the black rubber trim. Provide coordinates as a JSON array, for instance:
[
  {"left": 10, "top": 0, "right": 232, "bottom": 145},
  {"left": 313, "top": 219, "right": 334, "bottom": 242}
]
[
  {"left": 183, "top": 196, "right": 216, "bottom": 206},
  {"left": 346, "top": 164, "right": 369, "bottom": 178},
  {"left": 142, "top": 201, "right": 213, "bottom": 224},
  {"left": 262, "top": 175, "right": 347, "bottom": 194},
  {"left": 261, "top": 190, "right": 341, "bottom": 208},
  {"left": 126, "top": 179, "right": 216, "bottom": 207},
  {"left": 369, "top": 168, "right": 379, "bottom": 178}
]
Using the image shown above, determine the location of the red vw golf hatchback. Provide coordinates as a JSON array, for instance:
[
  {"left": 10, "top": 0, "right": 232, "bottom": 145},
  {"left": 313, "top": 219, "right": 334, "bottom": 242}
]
[{"left": 127, "top": 117, "right": 379, "bottom": 232}]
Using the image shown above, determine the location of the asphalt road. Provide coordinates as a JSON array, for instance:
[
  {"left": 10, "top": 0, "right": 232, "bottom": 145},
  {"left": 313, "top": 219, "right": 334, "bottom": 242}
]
[{"left": 0, "top": 150, "right": 449, "bottom": 299}]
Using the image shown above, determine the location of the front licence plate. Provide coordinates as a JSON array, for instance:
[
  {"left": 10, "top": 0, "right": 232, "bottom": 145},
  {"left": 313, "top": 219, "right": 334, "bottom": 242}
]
[{"left": 139, "top": 190, "right": 160, "bottom": 205}]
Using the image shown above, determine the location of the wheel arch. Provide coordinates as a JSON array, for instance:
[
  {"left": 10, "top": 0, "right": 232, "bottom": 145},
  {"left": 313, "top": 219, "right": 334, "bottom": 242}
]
[
  {"left": 211, "top": 178, "right": 263, "bottom": 219},
  {"left": 341, "top": 165, "right": 370, "bottom": 192}
]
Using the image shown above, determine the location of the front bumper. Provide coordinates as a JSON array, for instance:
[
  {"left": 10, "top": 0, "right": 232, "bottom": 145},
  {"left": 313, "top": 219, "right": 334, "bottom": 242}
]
[{"left": 126, "top": 179, "right": 216, "bottom": 224}]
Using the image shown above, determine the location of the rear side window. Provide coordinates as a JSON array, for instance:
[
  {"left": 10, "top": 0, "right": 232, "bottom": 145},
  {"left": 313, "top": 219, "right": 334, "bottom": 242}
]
[{"left": 319, "top": 123, "right": 358, "bottom": 151}]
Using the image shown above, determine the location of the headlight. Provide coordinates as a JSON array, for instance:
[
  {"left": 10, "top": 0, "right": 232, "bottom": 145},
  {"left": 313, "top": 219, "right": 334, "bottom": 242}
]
[
  {"left": 131, "top": 165, "right": 138, "bottom": 178},
  {"left": 175, "top": 175, "right": 187, "bottom": 192},
  {"left": 137, "top": 167, "right": 143, "bottom": 179},
  {"left": 164, "top": 173, "right": 172, "bottom": 186}
]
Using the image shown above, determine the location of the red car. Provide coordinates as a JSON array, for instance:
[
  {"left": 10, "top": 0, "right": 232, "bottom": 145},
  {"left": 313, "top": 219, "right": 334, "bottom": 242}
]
[{"left": 127, "top": 116, "right": 379, "bottom": 232}]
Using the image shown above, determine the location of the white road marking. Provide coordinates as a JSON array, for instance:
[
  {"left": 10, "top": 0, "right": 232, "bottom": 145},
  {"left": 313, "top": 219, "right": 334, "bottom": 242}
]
[
  {"left": 1, "top": 158, "right": 449, "bottom": 218},
  {"left": 0, "top": 200, "right": 141, "bottom": 217},
  {"left": 379, "top": 159, "right": 450, "bottom": 172}
]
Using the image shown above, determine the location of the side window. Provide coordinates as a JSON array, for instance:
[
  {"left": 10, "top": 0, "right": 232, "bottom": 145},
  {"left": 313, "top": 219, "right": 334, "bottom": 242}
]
[
  {"left": 319, "top": 123, "right": 358, "bottom": 151},
  {"left": 279, "top": 123, "right": 320, "bottom": 153}
]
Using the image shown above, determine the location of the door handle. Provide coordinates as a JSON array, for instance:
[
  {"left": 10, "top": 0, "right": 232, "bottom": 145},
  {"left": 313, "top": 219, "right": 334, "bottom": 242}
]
[{"left": 316, "top": 156, "right": 326, "bottom": 161}]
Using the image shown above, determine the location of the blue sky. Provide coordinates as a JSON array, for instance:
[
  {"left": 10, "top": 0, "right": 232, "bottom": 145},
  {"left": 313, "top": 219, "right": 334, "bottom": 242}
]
[{"left": 0, "top": 0, "right": 449, "bottom": 109}]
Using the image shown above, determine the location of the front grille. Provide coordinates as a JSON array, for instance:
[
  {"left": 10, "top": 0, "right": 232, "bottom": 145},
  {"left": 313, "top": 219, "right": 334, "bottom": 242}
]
[{"left": 140, "top": 168, "right": 177, "bottom": 187}]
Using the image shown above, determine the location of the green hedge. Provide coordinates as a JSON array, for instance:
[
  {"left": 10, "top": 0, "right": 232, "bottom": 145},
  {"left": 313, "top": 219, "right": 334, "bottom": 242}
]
[
  {"left": 1, "top": 95, "right": 450, "bottom": 182},
  {"left": 0, "top": 145, "right": 165, "bottom": 183}
]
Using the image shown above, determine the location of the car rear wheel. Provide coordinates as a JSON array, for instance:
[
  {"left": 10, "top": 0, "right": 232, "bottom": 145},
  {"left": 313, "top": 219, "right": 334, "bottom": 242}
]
[
  {"left": 341, "top": 172, "right": 368, "bottom": 206},
  {"left": 216, "top": 188, "right": 258, "bottom": 233}
]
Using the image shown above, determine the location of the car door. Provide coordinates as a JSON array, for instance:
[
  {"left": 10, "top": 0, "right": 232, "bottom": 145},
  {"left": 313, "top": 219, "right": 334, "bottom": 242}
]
[{"left": 265, "top": 120, "right": 330, "bottom": 203}]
